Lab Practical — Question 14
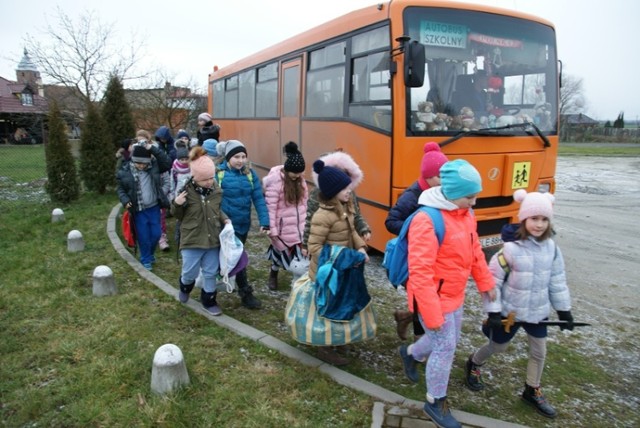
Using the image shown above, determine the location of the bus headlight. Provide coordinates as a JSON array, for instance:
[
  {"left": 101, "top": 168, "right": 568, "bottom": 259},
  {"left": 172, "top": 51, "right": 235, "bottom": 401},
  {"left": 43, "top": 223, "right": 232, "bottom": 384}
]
[{"left": 538, "top": 183, "right": 551, "bottom": 193}]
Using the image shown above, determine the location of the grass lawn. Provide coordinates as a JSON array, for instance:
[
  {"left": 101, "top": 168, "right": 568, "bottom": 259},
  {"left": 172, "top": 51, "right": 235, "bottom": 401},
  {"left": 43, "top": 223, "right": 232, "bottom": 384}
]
[{"left": 0, "top": 143, "right": 637, "bottom": 427}]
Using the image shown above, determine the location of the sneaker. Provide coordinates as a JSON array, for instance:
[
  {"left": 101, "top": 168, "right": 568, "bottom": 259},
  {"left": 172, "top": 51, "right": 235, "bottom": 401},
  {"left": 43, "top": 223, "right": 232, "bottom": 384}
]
[
  {"left": 423, "top": 397, "right": 461, "bottom": 428},
  {"left": 240, "top": 291, "right": 262, "bottom": 309},
  {"left": 398, "top": 345, "right": 419, "bottom": 383},
  {"left": 464, "top": 354, "right": 485, "bottom": 391},
  {"left": 142, "top": 263, "right": 152, "bottom": 271},
  {"left": 522, "top": 384, "right": 557, "bottom": 418},
  {"left": 159, "top": 234, "right": 170, "bottom": 252}
]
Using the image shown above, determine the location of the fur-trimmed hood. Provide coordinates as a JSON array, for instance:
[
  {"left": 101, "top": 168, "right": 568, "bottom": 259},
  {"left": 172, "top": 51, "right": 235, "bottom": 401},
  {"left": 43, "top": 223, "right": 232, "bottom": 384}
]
[{"left": 311, "top": 151, "right": 363, "bottom": 190}]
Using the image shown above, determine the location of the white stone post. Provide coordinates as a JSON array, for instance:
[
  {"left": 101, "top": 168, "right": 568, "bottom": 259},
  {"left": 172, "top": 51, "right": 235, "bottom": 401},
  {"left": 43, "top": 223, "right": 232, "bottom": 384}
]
[
  {"left": 151, "top": 344, "right": 190, "bottom": 395},
  {"left": 67, "top": 230, "right": 85, "bottom": 252},
  {"left": 92, "top": 266, "right": 117, "bottom": 296},
  {"left": 51, "top": 208, "right": 65, "bottom": 223}
]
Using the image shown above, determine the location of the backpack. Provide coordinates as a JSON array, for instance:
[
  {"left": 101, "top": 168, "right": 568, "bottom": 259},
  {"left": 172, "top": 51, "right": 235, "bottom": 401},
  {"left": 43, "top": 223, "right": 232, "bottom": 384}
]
[
  {"left": 382, "top": 206, "right": 445, "bottom": 288},
  {"left": 216, "top": 169, "right": 254, "bottom": 190}
]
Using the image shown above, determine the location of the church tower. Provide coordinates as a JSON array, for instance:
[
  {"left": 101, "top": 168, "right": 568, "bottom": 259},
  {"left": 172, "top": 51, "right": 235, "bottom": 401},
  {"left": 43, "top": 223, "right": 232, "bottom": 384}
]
[{"left": 16, "top": 48, "right": 43, "bottom": 97}]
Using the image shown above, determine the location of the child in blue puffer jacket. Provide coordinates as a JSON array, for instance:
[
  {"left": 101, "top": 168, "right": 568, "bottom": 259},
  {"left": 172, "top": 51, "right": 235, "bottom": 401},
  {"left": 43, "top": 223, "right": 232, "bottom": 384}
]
[{"left": 215, "top": 140, "right": 270, "bottom": 309}]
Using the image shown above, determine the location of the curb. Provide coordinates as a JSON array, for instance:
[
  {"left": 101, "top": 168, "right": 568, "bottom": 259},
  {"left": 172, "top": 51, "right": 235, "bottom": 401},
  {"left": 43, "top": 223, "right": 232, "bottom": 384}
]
[{"left": 107, "top": 204, "right": 527, "bottom": 428}]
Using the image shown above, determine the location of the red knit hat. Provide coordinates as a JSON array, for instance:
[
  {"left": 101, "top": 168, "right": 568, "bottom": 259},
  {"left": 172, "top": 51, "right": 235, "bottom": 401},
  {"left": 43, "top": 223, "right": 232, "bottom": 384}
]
[{"left": 421, "top": 142, "right": 448, "bottom": 180}]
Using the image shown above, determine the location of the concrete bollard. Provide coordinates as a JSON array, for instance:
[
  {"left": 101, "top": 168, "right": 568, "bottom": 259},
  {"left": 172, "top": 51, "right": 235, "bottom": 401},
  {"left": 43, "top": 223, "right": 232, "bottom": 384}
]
[
  {"left": 51, "top": 208, "right": 65, "bottom": 223},
  {"left": 151, "top": 344, "right": 190, "bottom": 395},
  {"left": 67, "top": 230, "right": 85, "bottom": 252},
  {"left": 92, "top": 265, "right": 117, "bottom": 296}
]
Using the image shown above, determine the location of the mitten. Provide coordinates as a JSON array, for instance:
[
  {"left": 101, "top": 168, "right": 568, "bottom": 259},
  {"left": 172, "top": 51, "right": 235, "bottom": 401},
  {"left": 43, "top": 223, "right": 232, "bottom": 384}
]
[
  {"left": 487, "top": 312, "right": 503, "bottom": 330},
  {"left": 557, "top": 310, "right": 574, "bottom": 331}
]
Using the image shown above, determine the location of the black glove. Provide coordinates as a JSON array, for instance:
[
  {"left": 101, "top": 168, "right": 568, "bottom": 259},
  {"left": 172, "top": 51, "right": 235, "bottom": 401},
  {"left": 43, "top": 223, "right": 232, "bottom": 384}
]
[
  {"left": 557, "top": 311, "right": 574, "bottom": 331},
  {"left": 487, "top": 312, "right": 503, "bottom": 330}
]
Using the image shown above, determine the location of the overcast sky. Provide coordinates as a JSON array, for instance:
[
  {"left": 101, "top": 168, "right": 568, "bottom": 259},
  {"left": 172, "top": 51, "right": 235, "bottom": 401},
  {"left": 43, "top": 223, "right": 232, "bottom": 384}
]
[{"left": 1, "top": 0, "right": 638, "bottom": 121}]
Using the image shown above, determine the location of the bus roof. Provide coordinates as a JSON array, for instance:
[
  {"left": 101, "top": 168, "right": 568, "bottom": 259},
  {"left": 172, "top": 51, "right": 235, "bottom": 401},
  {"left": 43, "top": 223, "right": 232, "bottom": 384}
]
[{"left": 209, "top": 0, "right": 555, "bottom": 80}]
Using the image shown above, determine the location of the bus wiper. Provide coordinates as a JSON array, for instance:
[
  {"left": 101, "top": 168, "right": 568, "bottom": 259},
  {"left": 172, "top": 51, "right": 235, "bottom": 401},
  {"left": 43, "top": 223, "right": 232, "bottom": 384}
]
[{"left": 440, "top": 122, "right": 550, "bottom": 149}]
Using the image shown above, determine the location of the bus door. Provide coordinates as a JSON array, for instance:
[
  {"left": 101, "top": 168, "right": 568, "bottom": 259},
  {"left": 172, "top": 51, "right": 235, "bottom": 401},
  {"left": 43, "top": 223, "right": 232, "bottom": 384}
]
[{"left": 279, "top": 59, "right": 302, "bottom": 160}]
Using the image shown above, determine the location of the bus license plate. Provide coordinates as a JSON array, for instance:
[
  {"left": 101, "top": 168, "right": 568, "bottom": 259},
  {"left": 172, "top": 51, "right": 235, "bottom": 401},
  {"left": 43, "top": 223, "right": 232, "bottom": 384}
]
[{"left": 480, "top": 235, "right": 503, "bottom": 248}]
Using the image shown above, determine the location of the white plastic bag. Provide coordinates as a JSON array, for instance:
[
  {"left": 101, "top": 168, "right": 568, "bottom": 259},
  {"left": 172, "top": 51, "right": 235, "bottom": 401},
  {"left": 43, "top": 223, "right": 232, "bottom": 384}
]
[{"left": 219, "top": 223, "right": 244, "bottom": 293}]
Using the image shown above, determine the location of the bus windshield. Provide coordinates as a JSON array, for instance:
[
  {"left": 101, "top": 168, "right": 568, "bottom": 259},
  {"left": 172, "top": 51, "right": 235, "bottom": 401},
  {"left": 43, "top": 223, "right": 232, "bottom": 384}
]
[{"left": 404, "top": 7, "right": 558, "bottom": 136}]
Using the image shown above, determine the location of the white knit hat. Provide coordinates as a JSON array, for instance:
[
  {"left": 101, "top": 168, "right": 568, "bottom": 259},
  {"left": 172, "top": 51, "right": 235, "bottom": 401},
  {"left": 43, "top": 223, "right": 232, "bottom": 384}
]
[{"left": 514, "top": 189, "right": 555, "bottom": 221}]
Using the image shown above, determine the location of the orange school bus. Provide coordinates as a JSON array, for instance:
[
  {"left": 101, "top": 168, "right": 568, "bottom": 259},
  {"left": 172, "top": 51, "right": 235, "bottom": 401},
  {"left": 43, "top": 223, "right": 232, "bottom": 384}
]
[{"left": 208, "top": 0, "right": 559, "bottom": 252}]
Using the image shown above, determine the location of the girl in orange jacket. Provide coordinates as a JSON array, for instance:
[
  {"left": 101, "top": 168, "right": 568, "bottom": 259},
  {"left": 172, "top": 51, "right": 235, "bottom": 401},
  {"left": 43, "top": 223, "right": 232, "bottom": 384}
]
[{"left": 398, "top": 159, "right": 496, "bottom": 428}]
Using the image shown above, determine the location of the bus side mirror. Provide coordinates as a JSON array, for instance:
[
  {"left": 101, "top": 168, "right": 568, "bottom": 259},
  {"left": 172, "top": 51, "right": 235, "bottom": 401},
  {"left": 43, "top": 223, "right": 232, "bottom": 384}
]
[{"left": 405, "top": 41, "right": 425, "bottom": 87}]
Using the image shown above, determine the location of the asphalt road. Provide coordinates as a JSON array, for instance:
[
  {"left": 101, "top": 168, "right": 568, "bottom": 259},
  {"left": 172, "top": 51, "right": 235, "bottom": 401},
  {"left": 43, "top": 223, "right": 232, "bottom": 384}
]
[{"left": 553, "top": 156, "right": 639, "bottom": 318}]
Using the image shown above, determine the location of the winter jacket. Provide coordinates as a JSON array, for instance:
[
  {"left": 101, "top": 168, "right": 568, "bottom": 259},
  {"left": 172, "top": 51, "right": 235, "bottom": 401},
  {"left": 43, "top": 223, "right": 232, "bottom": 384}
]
[
  {"left": 483, "top": 237, "right": 571, "bottom": 323},
  {"left": 263, "top": 165, "right": 308, "bottom": 251},
  {"left": 116, "top": 145, "right": 172, "bottom": 211},
  {"left": 170, "top": 159, "right": 191, "bottom": 200},
  {"left": 154, "top": 126, "right": 177, "bottom": 161},
  {"left": 406, "top": 186, "right": 494, "bottom": 329},
  {"left": 170, "top": 179, "right": 228, "bottom": 250},
  {"left": 303, "top": 188, "right": 369, "bottom": 248},
  {"left": 304, "top": 151, "right": 370, "bottom": 247},
  {"left": 385, "top": 180, "right": 425, "bottom": 235},
  {"left": 307, "top": 198, "right": 366, "bottom": 282},
  {"left": 216, "top": 162, "right": 269, "bottom": 236}
]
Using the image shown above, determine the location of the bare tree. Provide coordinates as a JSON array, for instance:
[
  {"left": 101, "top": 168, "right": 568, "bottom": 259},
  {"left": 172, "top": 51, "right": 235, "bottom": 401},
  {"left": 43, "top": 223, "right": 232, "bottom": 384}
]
[
  {"left": 559, "top": 73, "right": 587, "bottom": 117},
  {"left": 126, "top": 70, "right": 207, "bottom": 135},
  {"left": 24, "top": 7, "right": 147, "bottom": 119}
]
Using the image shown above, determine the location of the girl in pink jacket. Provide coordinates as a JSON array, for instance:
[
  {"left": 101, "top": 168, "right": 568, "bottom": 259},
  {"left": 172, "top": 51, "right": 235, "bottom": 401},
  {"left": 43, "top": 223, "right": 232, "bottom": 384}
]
[{"left": 263, "top": 142, "right": 308, "bottom": 290}]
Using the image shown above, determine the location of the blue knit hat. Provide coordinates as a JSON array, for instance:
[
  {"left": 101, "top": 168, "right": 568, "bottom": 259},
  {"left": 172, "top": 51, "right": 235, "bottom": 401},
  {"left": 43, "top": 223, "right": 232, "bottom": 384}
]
[
  {"left": 313, "top": 159, "right": 351, "bottom": 199},
  {"left": 440, "top": 159, "right": 482, "bottom": 200},
  {"left": 202, "top": 139, "right": 218, "bottom": 156}
]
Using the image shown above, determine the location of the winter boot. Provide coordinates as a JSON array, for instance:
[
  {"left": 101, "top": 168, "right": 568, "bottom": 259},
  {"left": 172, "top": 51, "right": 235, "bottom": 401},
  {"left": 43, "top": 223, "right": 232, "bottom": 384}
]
[
  {"left": 464, "top": 354, "right": 485, "bottom": 391},
  {"left": 237, "top": 270, "right": 262, "bottom": 309},
  {"left": 200, "top": 289, "right": 222, "bottom": 316},
  {"left": 178, "top": 277, "right": 195, "bottom": 303},
  {"left": 268, "top": 269, "right": 278, "bottom": 291},
  {"left": 423, "top": 396, "right": 461, "bottom": 428},
  {"left": 159, "top": 234, "right": 170, "bottom": 252},
  {"left": 317, "top": 347, "right": 349, "bottom": 366},
  {"left": 522, "top": 384, "right": 557, "bottom": 418},
  {"left": 398, "top": 344, "right": 419, "bottom": 383},
  {"left": 394, "top": 309, "right": 413, "bottom": 340}
]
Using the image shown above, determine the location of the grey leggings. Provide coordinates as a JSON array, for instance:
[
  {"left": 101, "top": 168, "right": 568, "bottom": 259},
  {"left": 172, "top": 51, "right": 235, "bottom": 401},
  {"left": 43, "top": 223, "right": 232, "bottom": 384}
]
[{"left": 472, "top": 334, "right": 547, "bottom": 387}]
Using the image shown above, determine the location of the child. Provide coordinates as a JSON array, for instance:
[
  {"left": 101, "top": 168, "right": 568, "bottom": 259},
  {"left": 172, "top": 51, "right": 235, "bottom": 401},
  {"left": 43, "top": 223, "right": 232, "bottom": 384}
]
[
  {"left": 397, "top": 159, "right": 495, "bottom": 428},
  {"left": 465, "top": 189, "right": 573, "bottom": 419},
  {"left": 303, "top": 150, "right": 371, "bottom": 254},
  {"left": 385, "top": 142, "right": 448, "bottom": 340},
  {"left": 154, "top": 126, "right": 176, "bottom": 252},
  {"left": 171, "top": 146, "right": 230, "bottom": 315},
  {"left": 215, "top": 139, "right": 269, "bottom": 309},
  {"left": 263, "top": 141, "right": 308, "bottom": 290},
  {"left": 116, "top": 141, "right": 172, "bottom": 270},
  {"left": 197, "top": 112, "right": 221, "bottom": 145},
  {"left": 170, "top": 145, "right": 191, "bottom": 246},
  {"left": 307, "top": 159, "right": 369, "bottom": 366}
]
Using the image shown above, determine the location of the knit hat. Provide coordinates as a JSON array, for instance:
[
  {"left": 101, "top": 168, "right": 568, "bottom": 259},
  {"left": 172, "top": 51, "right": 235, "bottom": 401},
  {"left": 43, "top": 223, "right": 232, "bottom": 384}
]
[
  {"left": 514, "top": 189, "right": 555, "bottom": 221},
  {"left": 198, "top": 112, "right": 212, "bottom": 123},
  {"left": 189, "top": 147, "right": 216, "bottom": 182},
  {"left": 440, "top": 159, "right": 482, "bottom": 200},
  {"left": 202, "top": 139, "right": 218, "bottom": 157},
  {"left": 283, "top": 141, "right": 305, "bottom": 173},
  {"left": 176, "top": 147, "right": 190, "bottom": 160},
  {"left": 176, "top": 130, "right": 190, "bottom": 140},
  {"left": 421, "top": 142, "right": 448, "bottom": 179},
  {"left": 223, "top": 140, "right": 247, "bottom": 162},
  {"left": 313, "top": 159, "right": 351, "bottom": 199},
  {"left": 131, "top": 145, "right": 151, "bottom": 164}
]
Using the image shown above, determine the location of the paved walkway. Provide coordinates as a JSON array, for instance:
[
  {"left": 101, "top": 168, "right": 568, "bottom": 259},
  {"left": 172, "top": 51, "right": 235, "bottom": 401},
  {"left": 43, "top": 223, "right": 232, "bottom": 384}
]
[{"left": 107, "top": 205, "right": 527, "bottom": 428}]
